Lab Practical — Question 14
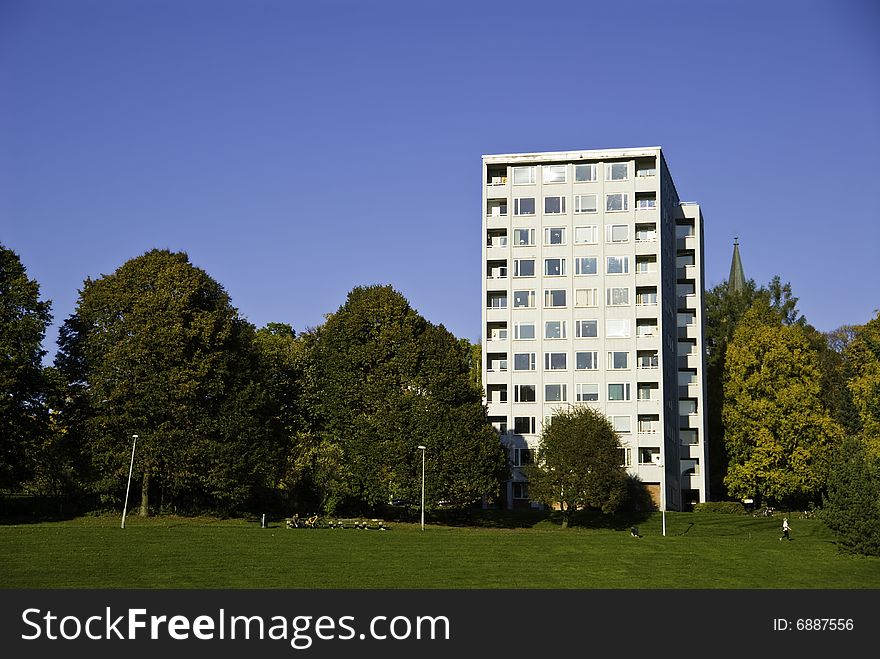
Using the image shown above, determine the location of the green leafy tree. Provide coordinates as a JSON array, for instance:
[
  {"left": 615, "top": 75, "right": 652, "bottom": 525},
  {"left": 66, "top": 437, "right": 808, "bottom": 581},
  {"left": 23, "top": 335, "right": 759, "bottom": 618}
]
[
  {"left": 821, "top": 436, "right": 880, "bottom": 556},
  {"left": 722, "top": 298, "right": 843, "bottom": 507},
  {"left": 845, "top": 312, "right": 880, "bottom": 457},
  {"left": 0, "top": 244, "right": 52, "bottom": 491},
  {"left": 526, "top": 406, "right": 628, "bottom": 527},
  {"left": 55, "top": 249, "right": 283, "bottom": 514},
  {"left": 303, "top": 285, "right": 506, "bottom": 514},
  {"left": 814, "top": 325, "right": 860, "bottom": 437}
]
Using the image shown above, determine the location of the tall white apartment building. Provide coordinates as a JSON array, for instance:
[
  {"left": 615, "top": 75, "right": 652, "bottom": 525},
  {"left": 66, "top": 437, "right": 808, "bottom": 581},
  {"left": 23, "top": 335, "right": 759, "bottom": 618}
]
[{"left": 481, "top": 147, "right": 708, "bottom": 511}]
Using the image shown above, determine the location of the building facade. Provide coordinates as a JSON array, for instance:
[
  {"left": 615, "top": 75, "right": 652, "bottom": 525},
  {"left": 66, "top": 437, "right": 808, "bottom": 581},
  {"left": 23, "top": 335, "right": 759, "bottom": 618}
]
[{"left": 481, "top": 147, "right": 708, "bottom": 511}]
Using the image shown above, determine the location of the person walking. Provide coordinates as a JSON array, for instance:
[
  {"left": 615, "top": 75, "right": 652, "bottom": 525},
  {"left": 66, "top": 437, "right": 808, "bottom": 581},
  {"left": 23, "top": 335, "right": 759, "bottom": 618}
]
[{"left": 780, "top": 517, "right": 791, "bottom": 541}]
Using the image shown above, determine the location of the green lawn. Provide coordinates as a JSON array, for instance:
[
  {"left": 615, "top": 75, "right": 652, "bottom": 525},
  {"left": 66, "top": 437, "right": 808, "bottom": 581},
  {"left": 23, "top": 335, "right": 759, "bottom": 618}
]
[{"left": 1, "top": 512, "right": 877, "bottom": 589}]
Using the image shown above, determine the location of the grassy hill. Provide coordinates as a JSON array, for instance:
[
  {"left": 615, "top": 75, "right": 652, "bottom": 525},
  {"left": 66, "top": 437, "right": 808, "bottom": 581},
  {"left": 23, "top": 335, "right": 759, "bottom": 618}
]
[{"left": 1, "top": 512, "right": 876, "bottom": 589}]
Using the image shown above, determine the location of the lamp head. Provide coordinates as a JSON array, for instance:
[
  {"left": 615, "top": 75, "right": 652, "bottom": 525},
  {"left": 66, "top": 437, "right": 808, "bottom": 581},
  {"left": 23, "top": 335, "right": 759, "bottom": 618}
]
[{"left": 417, "top": 445, "right": 426, "bottom": 450}]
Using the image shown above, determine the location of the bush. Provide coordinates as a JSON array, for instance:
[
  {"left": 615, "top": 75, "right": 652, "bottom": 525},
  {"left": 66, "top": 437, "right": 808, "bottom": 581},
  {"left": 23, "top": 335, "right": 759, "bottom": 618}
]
[{"left": 693, "top": 501, "right": 746, "bottom": 514}]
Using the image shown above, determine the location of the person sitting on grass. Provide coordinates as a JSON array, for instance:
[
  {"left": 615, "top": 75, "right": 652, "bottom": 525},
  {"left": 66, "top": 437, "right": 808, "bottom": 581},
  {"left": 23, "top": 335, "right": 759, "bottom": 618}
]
[{"left": 630, "top": 526, "right": 641, "bottom": 538}]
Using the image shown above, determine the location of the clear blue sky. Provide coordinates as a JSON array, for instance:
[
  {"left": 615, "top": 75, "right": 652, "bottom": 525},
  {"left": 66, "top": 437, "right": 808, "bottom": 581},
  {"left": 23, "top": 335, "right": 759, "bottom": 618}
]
[{"left": 2, "top": 0, "right": 878, "bottom": 359}]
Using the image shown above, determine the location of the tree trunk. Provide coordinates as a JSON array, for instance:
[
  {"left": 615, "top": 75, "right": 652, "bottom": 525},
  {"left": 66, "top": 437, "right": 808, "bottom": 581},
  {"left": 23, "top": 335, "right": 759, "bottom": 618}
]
[
  {"left": 561, "top": 504, "right": 569, "bottom": 528},
  {"left": 139, "top": 472, "right": 150, "bottom": 517}
]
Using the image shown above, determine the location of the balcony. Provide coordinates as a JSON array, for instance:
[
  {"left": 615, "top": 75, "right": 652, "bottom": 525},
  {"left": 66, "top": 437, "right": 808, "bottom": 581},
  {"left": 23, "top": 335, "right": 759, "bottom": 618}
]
[
  {"left": 486, "top": 167, "right": 508, "bottom": 188},
  {"left": 486, "top": 199, "right": 508, "bottom": 222},
  {"left": 677, "top": 324, "right": 698, "bottom": 340},
  {"left": 487, "top": 260, "right": 508, "bottom": 281},
  {"left": 676, "top": 234, "right": 696, "bottom": 252},
  {"left": 486, "top": 229, "right": 509, "bottom": 251}
]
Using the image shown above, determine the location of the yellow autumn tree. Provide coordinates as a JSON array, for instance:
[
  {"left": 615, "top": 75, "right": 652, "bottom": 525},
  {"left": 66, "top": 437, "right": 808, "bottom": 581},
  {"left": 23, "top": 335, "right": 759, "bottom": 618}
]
[{"left": 722, "top": 298, "right": 843, "bottom": 507}]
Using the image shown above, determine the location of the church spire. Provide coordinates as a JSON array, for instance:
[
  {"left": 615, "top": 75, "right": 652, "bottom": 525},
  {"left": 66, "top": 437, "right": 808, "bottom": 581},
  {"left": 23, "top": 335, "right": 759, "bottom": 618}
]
[{"left": 728, "top": 237, "right": 746, "bottom": 293}]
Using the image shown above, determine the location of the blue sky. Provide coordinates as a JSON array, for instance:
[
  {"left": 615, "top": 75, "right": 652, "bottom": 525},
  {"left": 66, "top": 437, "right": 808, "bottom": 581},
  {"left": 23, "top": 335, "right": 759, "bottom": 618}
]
[{"left": 2, "top": 0, "right": 878, "bottom": 358}]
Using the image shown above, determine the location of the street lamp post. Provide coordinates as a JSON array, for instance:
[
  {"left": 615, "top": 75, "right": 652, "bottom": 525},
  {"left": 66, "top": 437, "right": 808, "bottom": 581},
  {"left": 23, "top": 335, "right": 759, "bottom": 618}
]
[
  {"left": 121, "top": 434, "right": 138, "bottom": 529},
  {"left": 417, "top": 445, "right": 426, "bottom": 531},
  {"left": 653, "top": 452, "right": 666, "bottom": 537}
]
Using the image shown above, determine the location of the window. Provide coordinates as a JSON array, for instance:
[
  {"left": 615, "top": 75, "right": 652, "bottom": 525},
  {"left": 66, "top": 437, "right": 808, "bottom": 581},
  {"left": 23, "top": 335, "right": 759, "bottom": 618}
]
[
  {"left": 576, "top": 383, "right": 599, "bottom": 402},
  {"left": 576, "top": 351, "right": 598, "bottom": 370},
  {"left": 545, "top": 227, "right": 565, "bottom": 245},
  {"left": 512, "top": 482, "right": 529, "bottom": 499},
  {"left": 512, "top": 166, "right": 536, "bottom": 185},
  {"left": 544, "top": 320, "right": 566, "bottom": 339},
  {"left": 487, "top": 292, "right": 507, "bottom": 309},
  {"left": 638, "top": 447, "right": 659, "bottom": 464},
  {"left": 545, "top": 384, "right": 567, "bottom": 402},
  {"left": 605, "top": 162, "right": 628, "bottom": 181},
  {"left": 606, "top": 319, "right": 631, "bottom": 338},
  {"left": 512, "top": 447, "right": 533, "bottom": 466},
  {"left": 544, "top": 352, "right": 567, "bottom": 370},
  {"left": 636, "top": 196, "right": 656, "bottom": 210},
  {"left": 605, "top": 224, "right": 629, "bottom": 243},
  {"left": 514, "top": 197, "right": 535, "bottom": 215},
  {"left": 544, "top": 289, "right": 566, "bottom": 308},
  {"left": 543, "top": 164, "right": 566, "bottom": 184},
  {"left": 544, "top": 258, "right": 565, "bottom": 276},
  {"left": 605, "top": 193, "right": 629, "bottom": 212},
  {"left": 514, "top": 416, "right": 536, "bottom": 434},
  {"left": 575, "top": 288, "right": 599, "bottom": 307},
  {"left": 680, "top": 430, "right": 698, "bottom": 445},
  {"left": 574, "top": 225, "right": 598, "bottom": 244},
  {"left": 575, "top": 257, "right": 598, "bottom": 276},
  {"left": 680, "top": 399, "right": 697, "bottom": 415},
  {"left": 575, "top": 319, "right": 598, "bottom": 338},
  {"left": 606, "top": 287, "right": 630, "bottom": 306},
  {"left": 574, "top": 163, "right": 597, "bottom": 182},
  {"left": 513, "top": 259, "right": 535, "bottom": 277},
  {"left": 608, "top": 383, "right": 631, "bottom": 401},
  {"left": 679, "top": 370, "right": 697, "bottom": 386},
  {"left": 513, "top": 290, "right": 535, "bottom": 308},
  {"left": 618, "top": 447, "right": 632, "bottom": 466},
  {"left": 514, "top": 384, "right": 536, "bottom": 402},
  {"left": 544, "top": 196, "right": 566, "bottom": 214},
  {"left": 608, "top": 351, "right": 629, "bottom": 370},
  {"left": 514, "top": 228, "right": 536, "bottom": 246},
  {"left": 514, "top": 323, "right": 536, "bottom": 340},
  {"left": 574, "top": 194, "right": 598, "bottom": 213},
  {"left": 606, "top": 256, "right": 629, "bottom": 275},
  {"left": 513, "top": 353, "right": 536, "bottom": 371},
  {"left": 612, "top": 416, "right": 632, "bottom": 433}
]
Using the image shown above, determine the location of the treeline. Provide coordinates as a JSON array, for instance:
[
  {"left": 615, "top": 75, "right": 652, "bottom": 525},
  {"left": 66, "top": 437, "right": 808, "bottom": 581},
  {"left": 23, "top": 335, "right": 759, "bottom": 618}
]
[
  {"left": 2, "top": 243, "right": 879, "bottom": 554},
  {"left": 704, "top": 276, "right": 880, "bottom": 555},
  {"left": 1, "top": 246, "right": 505, "bottom": 518}
]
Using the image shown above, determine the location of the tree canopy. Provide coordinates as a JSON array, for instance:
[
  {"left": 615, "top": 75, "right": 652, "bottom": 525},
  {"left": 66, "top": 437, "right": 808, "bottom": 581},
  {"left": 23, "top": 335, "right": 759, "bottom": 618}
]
[
  {"left": 845, "top": 313, "right": 880, "bottom": 456},
  {"left": 821, "top": 436, "right": 880, "bottom": 556},
  {"left": 55, "top": 249, "right": 285, "bottom": 513},
  {"left": 526, "top": 405, "right": 628, "bottom": 526},
  {"left": 1, "top": 244, "right": 52, "bottom": 491},
  {"left": 301, "top": 285, "right": 507, "bottom": 514},
  {"left": 722, "top": 298, "right": 843, "bottom": 507}
]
